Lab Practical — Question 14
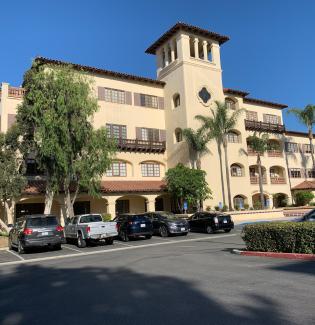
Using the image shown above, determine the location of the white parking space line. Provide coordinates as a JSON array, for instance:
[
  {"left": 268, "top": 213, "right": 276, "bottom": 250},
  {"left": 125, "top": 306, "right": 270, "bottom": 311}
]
[
  {"left": 6, "top": 249, "right": 24, "bottom": 261},
  {"left": 0, "top": 233, "right": 236, "bottom": 267},
  {"left": 62, "top": 245, "right": 82, "bottom": 253},
  {"left": 115, "top": 242, "right": 133, "bottom": 247}
]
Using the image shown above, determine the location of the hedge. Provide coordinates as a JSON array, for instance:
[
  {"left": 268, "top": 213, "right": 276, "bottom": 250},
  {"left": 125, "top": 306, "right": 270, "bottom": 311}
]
[{"left": 242, "top": 222, "right": 315, "bottom": 254}]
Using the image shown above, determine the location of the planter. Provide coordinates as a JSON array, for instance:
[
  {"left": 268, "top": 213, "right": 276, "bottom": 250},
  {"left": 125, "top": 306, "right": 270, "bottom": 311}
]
[
  {"left": 233, "top": 249, "right": 315, "bottom": 260},
  {"left": 0, "top": 236, "right": 9, "bottom": 249}
]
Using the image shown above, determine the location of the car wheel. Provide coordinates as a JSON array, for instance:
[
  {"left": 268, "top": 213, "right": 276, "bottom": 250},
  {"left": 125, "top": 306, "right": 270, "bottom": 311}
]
[
  {"left": 206, "top": 225, "right": 214, "bottom": 234},
  {"left": 77, "top": 234, "right": 87, "bottom": 248},
  {"left": 120, "top": 231, "right": 129, "bottom": 242},
  {"left": 54, "top": 244, "right": 62, "bottom": 250},
  {"left": 145, "top": 235, "right": 152, "bottom": 240},
  {"left": 159, "top": 226, "right": 168, "bottom": 237},
  {"left": 224, "top": 229, "right": 232, "bottom": 233},
  {"left": 18, "top": 240, "right": 25, "bottom": 254},
  {"left": 105, "top": 238, "right": 114, "bottom": 245}
]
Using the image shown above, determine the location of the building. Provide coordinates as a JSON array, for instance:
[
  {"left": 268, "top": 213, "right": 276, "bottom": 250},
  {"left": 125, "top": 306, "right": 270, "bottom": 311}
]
[{"left": 0, "top": 22, "right": 313, "bottom": 224}]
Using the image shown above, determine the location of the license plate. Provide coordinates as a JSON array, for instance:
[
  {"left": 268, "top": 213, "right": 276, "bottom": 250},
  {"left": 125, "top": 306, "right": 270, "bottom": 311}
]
[
  {"left": 223, "top": 220, "right": 227, "bottom": 224},
  {"left": 181, "top": 227, "right": 185, "bottom": 231},
  {"left": 41, "top": 231, "right": 49, "bottom": 236},
  {"left": 140, "top": 224, "right": 146, "bottom": 228}
]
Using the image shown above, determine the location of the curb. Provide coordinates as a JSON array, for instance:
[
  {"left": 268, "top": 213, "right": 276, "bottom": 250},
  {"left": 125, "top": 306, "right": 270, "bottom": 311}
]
[{"left": 232, "top": 249, "right": 315, "bottom": 260}]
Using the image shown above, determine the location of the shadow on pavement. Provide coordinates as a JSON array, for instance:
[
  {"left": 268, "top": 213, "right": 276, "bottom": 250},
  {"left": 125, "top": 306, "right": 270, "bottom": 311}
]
[
  {"left": 269, "top": 259, "right": 315, "bottom": 276},
  {"left": 0, "top": 263, "right": 291, "bottom": 325}
]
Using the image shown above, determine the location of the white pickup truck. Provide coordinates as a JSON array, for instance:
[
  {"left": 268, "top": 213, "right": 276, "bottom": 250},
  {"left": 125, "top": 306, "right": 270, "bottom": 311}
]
[{"left": 64, "top": 214, "right": 118, "bottom": 248}]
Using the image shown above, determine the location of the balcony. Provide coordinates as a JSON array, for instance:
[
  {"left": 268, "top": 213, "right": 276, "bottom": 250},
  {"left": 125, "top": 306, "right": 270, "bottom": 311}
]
[
  {"left": 267, "top": 149, "right": 283, "bottom": 157},
  {"left": 247, "top": 147, "right": 262, "bottom": 156},
  {"left": 8, "top": 86, "right": 25, "bottom": 99},
  {"left": 250, "top": 176, "right": 267, "bottom": 184},
  {"left": 244, "top": 120, "right": 285, "bottom": 134},
  {"left": 115, "top": 138, "right": 166, "bottom": 153},
  {"left": 270, "top": 177, "right": 286, "bottom": 184}
]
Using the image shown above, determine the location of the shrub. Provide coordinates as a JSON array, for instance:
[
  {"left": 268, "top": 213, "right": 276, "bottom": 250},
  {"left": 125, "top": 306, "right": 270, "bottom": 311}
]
[
  {"left": 242, "top": 222, "right": 315, "bottom": 254},
  {"left": 221, "top": 204, "right": 228, "bottom": 212},
  {"left": 253, "top": 201, "right": 263, "bottom": 210},
  {"left": 244, "top": 203, "right": 249, "bottom": 210},
  {"left": 214, "top": 206, "right": 220, "bottom": 211},
  {"left": 273, "top": 193, "right": 288, "bottom": 207},
  {"left": 102, "top": 213, "right": 112, "bottom": 221},
  {"left": 294, "top": 191, "right": 314, "bottom": 206},
  {"left": 205, "top": 206, "right": 211, "bottom": 212}
]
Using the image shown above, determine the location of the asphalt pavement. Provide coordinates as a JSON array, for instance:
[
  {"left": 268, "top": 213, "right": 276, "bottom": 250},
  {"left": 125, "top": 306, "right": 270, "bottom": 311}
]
[{"left": 0, "top": 228, "right": 314, "bottom": 325}]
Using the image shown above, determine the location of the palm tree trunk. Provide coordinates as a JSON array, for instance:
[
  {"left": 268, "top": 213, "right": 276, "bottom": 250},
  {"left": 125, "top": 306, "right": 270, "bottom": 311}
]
[
  {"left": 196, "top": 152, "right": 201, "bottom": 170},
  {"left": 217, "top": 141, "right": 226, "bottom": 206},
  {"left": 223, "top": 137, "right": 232, "bottom": 211},
  {"left": 308, "top": 127, "right": 315, "bottom": 168},
  {"left": 257, "top": 154, "right": 265, "bottom": 209}
]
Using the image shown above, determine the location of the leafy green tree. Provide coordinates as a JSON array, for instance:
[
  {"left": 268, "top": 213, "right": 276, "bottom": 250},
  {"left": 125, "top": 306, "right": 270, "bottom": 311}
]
[
  {"left": 0, "top": 127, "right": 26, "bottom": 228},
  {"left": 165, "top": 163, "right": 212, "bottom": 212},
  {"left": 247, "top": 132, "right": 270, "bottom": 209},
  {"left": 287, "top": 105, "right": 315, "bottom": 167},
  {"left": 182, "top": 128, "right": 209, "bottom": 169},
  {"left": 196, "top": 101, "right": 243, "bottom": 210},
  {"left": 17, "top": 62, "right": 116, "bottom": 218}
]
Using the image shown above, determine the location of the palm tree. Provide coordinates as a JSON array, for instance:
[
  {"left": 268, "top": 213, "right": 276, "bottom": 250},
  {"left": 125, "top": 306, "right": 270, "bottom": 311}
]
[
  {"left": 182, "top": 128, "right": 209, "bottom": 170},
  {"left": 196, "top": 101, "right": 243, "bottom": 211},
  {"left": 247, "top": 132, "right": 270, "bottom": 209},
  {"left": 288, "top": 105, "right": 315, "bottom": 167}
]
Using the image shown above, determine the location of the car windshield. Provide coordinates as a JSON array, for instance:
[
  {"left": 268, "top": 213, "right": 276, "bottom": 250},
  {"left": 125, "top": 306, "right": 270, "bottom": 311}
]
[
  {"left": 80, "top": 215, "right": 102, "bottom": 223},
  {"left": 26, "top": 216, "right": 58, "bottom": 228},
  {"left": 128, "top": 215, "right": 148, "bottom": 221},
  {"left": 158, "top": 212, "right": 178, "bottom": 220}
]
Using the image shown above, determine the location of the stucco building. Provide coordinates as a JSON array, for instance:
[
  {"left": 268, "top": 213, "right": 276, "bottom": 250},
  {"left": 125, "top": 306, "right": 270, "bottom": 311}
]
[{"left": 0, "top": 22, "right": 313, "bottom": 224}]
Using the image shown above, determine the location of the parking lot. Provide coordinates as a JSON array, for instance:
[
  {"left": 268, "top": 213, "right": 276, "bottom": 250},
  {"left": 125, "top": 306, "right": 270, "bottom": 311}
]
[{"left": 0, "top": 228, "right": 242, "bottom": 266}]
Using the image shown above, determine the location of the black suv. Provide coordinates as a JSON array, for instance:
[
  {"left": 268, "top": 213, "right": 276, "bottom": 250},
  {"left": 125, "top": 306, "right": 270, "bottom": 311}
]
[
  {"left": 147, "top": 211, "right": 189, "bottom": 237},
  {"left": 189, "top": 212, "right": 234, "bottom": 234},
  {"left": 9, "top": 214, "right": 65, "bottom": 254},
  {"left": 114, "top": 214, "right": 153, "bottom": 241}
]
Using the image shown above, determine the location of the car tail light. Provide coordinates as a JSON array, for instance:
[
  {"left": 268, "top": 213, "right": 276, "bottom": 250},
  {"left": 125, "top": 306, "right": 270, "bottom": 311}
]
[
  {"left": 23, "top": 228, "right": 33, "bottom": 235},
  {"left": 56, "top": 226, "right": 64, "bottom": 232},
  {"left": 86, "top": 226, "right": 90, "bottom": 233},
  {"left": 116, "top": 224, "right": 120, "bottom": 230}
]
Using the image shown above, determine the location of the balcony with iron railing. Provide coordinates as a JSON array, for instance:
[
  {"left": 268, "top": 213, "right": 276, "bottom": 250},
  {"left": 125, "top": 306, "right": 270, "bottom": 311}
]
[
  {"left": 114, "top": 138, "right": 166, "bottom": 153},
  {"left": 244, "top": 119, "right": 285, "bottom": 134},
  {"left": 250, "top": 176, "right": 267, "bottom": 184},
  {"left": 270, "top": 177, "right": 286, "bottom": 184},
  {"left": 8, "top": 86, "right": 25, "bottom": 98},
  {"left": 267, "top": 149, "right": 283, "bottom": 157}
]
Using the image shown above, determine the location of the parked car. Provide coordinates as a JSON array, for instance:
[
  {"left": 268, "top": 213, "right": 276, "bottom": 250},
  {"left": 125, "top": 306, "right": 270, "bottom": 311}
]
[
  {"left": 147, "top": 211, "right": 189, "bottom": 237},
  {"left": 298, "top": 209, "right": 315, "bottom": 222},
  {"left": 188, "top": 212, "right": 234, "bottom": 234},
  {"left": 114, "top": 214, "right": 153, "bottom": 241},
  {"left": 9, "top": 214, "right": 65, "bottom": 254},
  {"left": 64, "top": 214, "right": 118, "bottom": 248}
]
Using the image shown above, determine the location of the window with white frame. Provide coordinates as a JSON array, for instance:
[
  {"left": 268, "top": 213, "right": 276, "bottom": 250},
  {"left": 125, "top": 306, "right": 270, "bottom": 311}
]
[
  {"left": 289, "top": 168, "right": 302, "bottom": 178},
  {"left": 106, "top": 124, "right": 127, "bottom": 139},
  {"left": 225, "top": 98, "right": 236, "bottom": 110},
  {"left": 104, "top": 88, "right": 125, "bottom": 104},
  {"left": 140, "top": 94, "right": 158, "bottom": 108},
  {"left": 307, "top": 169, "right": 315, "bottom": 178},
  {"left": 264, "top": 114, "right": 280, "bottom": 125},
  {"left": 246, "top": 110, "right": 258, "bottom": 121},
  {"left": 303, "top": 144, "right": 312, "bottom": 154},
  {"left": 231, "top": 164, "right": 243, "bottom": 177},
  {"left": 227, "top": 131, "right": 240, "bottom": 143},
  {"left": 286, "top": 142, "right": 299, "bottom": 153},
  {"left": 141, "top": 163, "right": 160, "bottom": 177},
  {"left": 106, "top": 162, "right": 127, "bottom": 177}
]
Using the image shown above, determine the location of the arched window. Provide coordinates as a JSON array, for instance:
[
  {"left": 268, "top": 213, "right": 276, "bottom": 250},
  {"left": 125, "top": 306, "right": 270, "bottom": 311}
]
[
  {"left": 173, "top": 93, "right": 180, "bottom": 108},
  {"left": 225, "top": 98, "right": 236, "bottom": 110},
  {"left": 234, "top": 195, "right": 246, "bottom": 209},
  {"left": 231, "top": 164, "right": 243, "bottom": 177},
  {"left": 227, "top": 131, "right": 240, "bottom": 143},
  {"left": 175, "top": 128, "right": 183, "bottom": 143}
]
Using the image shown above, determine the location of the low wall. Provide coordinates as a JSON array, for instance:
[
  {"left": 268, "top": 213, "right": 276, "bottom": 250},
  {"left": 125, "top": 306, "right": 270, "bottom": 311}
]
[{"left": 229, "top": 209, "right": 285, "bottom": 224}]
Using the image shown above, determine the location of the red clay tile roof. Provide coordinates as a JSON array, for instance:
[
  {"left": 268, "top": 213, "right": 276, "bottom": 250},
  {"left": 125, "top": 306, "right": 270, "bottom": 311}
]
[
  {"left": 292, "top": 181, "right": 315, "bottom": 190},
  {"left": 243, "top": 97, "right": 287, "bottom": 109},
  {"left": 146, "top": 22, "right": 229, "bottom": 54},
  {"left": 223, "top": 88, "right": 249, "bottom": 97},
  {"left": 34, "top": 57, "right": 165, "bottom": 87},
  {"left": 24, "top": 180, "right": 166, "bottom": 195}
]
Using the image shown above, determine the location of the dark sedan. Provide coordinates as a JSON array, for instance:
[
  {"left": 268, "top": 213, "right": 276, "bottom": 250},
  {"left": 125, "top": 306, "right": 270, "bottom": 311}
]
[
  {"left": 147, "top": 211, "right": 189, "bottom": 237},
  {"left": 9, "top": 214, "right": 65, "bottom": 254},
  {"left": 189, "top": 212, "right": 234, "bottom": 234},
  {"left": 298, "top": 209, "right": 315, "bottom": 222},
  {"left": 114, "top": 214, "right": 153, "bottom": 241}
]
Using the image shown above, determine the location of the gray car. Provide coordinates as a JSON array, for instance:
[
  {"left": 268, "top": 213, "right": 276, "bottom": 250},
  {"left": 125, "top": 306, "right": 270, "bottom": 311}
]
[{"left": 9, "top": 214, "right": 65, "bottom": 254}]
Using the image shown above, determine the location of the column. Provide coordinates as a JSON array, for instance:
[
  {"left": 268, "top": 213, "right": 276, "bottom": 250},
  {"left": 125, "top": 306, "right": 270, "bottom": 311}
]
[
  {"left": 164, "top": 46, "right": 169, "bottom": 66},
  {"left": 145, "top": 194, "right": 158, "bottom": 212},
  {"left": 203, "top": 40, "right": 208, "bottom": 61},
  {"left": 170, "top": 41, "right": 175, "bottom": 62},
  {"left": 194, "top": 37, "right": 199, "bottom": 58},
  {"left": 211, "top": 42, "right": 221, "bottom": 68},
  {"left": 106, "top": 196, "right": 118, "bottom": 219},
  {"left": 0, "top": 83, "right": 9, "bottom": 132},
  {"left": 156, "top": 48, "right": 163, "bottom": 76}
]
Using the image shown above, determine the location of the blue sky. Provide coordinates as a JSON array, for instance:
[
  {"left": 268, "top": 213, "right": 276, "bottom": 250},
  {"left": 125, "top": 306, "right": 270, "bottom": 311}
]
[{"left": 1, "top": 0, "right": 315, "bottom": 131}]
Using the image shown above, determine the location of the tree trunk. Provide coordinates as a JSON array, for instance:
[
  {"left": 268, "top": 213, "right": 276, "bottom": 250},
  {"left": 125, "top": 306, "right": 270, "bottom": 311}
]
[
  {"left": 44, "top": 188, "right": 54, "bottom": 214},
  {"left": 196, "top": 152, "right": 201, "bottom": 170},
  {"left": 308, "top": 128, "right": 315, "bottom": 168},
  {"left": 64, "top": 188, "right": 75, "bottom": 219},
  {"left": 4, "top": 200, "right": 14, "bottom": 225},
  {"left": 223, "top": 137, "right": 232, "bottom": 211},
  {"left": 217, "top": 141, "right": 226, "bottom": 206},
  {"left": 257, "top": 154, "right": 265, "bottom": 209}
]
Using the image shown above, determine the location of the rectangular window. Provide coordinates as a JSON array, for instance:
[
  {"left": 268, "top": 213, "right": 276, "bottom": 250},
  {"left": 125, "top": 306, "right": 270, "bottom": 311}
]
[
  {"left": 106, "top": 124, "right": 127, "bottom": 139},
  {"left": 263, "top": 114, "right": 280, "bottom": 125},
  {"left": 307, "top": 169, "right": 315, "bottom": 178},
  {"left": 106, "top": 162, "right": 127, "bottom": 177},
  {"left": 141, "top": 163, "right": 160, "bottom": 177},
  {"left": 303, "top": 144, "right": 312, "bottom": 154},
  {"left": 227, "top": 132, "right": 239, "bottom": 143},
  {"left": 289, "top": 168, "right": 302, "bottom": 178},
  {"left": 140, "top": 94, "right": 158, "bottom": 108},
  {"left": 231, "top": 166, "right": 242, "bottom": 176},
  {"left": 139, "top": 128, "right": 160, "bottom": 141},
  {"left": 104, "top": 88, "right": 125, "bottom": 104},
  {"left": 246, "top": 111, "right": 258, "bottom": 121},
  {"left": 286, "top": 142, "right": 299, "bottom": 153}
]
